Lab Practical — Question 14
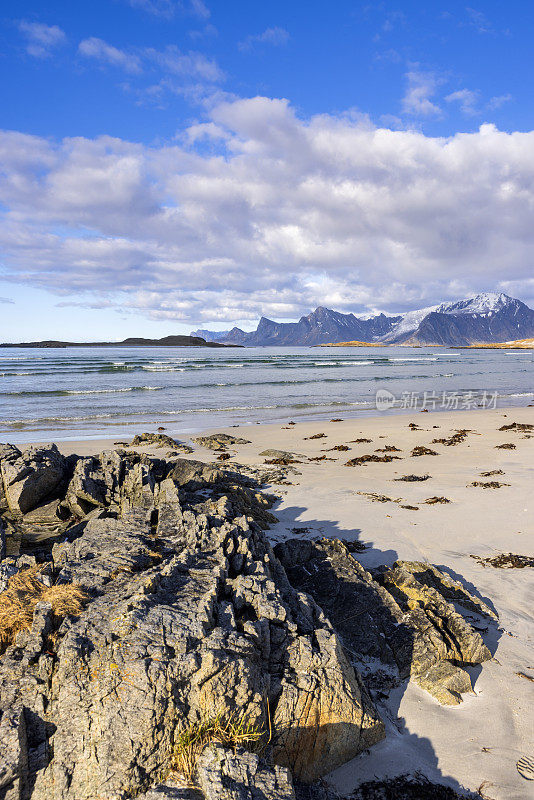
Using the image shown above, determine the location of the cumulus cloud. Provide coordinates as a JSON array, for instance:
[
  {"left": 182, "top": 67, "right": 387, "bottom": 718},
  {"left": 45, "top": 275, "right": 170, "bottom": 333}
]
[
  {"left": 79, "top": 38, "right": 143, "bottom": 73},
  {"left": 18, "top": 21, "right": 66, "bottom": 58},
  {"left": 239, "top": 27, "right": 290, "bottom": 52},
  {"left": 402, "top": 70, "right": 443, "bottom": 117},
  {"left": 1, "top": 100, "right": 534, "bottom": 324}
]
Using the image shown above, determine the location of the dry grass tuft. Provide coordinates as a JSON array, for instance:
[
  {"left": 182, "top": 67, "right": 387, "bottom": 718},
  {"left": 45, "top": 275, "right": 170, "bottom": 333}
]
[
  {"left": 172, "top": 713, "right": 266, "bottom": 785},
  {"left": 0, "top": 566, "right": 87, "bottom": 655}
]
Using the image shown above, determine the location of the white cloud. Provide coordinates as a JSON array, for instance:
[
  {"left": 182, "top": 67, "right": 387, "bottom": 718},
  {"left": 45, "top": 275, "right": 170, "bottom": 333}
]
[
  {"left": 18, "top": 21, "right": 66, "bottom": 58},
  {"left": 1, "top": 102, "right": 534, "bottom": 323},
  {"left": 465, "top": 7, "right": 494, "bottom": 35},
  {"left": 402, "top": 70, "right": 443, "bottom": 117},
  {"left": 127, "top": 0, "right": 210, "bottom": 18},
  {"left": 78, "top": 37, "right": 225, "bottom": 86},
  {"left": 145, "top": 46, "right": 223, "bottom": 81},
  {"left": 239, "top": 27, "right": 290, "bottom": 52},
  {"left": 445, "top": 88, "right": 479, "bottom": 116},
  {"left": 78, "top": 38, "right": 143, "bottom": 73},
  {"left": 488, "top": 93, "right": 512, "bottom": 110}
]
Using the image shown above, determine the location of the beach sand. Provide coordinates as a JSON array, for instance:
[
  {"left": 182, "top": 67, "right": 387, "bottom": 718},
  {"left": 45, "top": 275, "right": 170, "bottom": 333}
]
[{"left": 32, "top": 406, "right": 534, "bottom": 799}]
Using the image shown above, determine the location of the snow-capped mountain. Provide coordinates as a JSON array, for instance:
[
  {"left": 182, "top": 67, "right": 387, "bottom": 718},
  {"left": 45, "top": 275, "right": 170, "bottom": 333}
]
[
  {"left": 386, "top": 293, "right": 534, "bottom": 345},
  {"left": 436, "top": 292, "right": 518, "bottom": 316},
  {"left": 192, "top": 293, "right": 534, "bottom": 346}
]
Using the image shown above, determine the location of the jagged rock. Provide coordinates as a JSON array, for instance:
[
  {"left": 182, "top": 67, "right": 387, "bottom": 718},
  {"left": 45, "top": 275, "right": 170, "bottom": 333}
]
[
  {"left": 138, "top": 784, "right": 201, "bottom": 800},
  {"left": 0, "top": 444, "right": 66, "bottom": 515},
  {"left": 0, "top": 518, "right": 5, "bottom": 561},
  {"left": 0, "top": 450, "right": 383, "bottom": 799},
  {"left": 166, "top": 458, "right": 225, "bottom": 490},
  {"left": 196, "top": 744, "right": 295, "bottom": 800},
  {"left": 0, "top": 702, "right": 28, "bottom": 800},
  {"left": 192, "top": 434, "right": 251, "bottom": 451},
  {"left": 274, "top": 539, "right": 493, "bottom": 705}
]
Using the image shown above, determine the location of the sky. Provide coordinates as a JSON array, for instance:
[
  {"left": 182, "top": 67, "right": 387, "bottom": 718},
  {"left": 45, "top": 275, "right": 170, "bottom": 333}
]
[{"left": 1, "top": 0, "right": 534, "bottom": 341}]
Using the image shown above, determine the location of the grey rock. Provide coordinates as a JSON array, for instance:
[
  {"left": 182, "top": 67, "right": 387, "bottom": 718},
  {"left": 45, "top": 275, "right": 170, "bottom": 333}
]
[
  {"left": 197, "top": 744, "right": 295, "bottom": 800},
  {"left": 259, "top": 450, "right": 305, "bottom": 460},
  {"left": 275, "top": 538, "right": 493, "bottom": 705},
  {"left": 138, "top": 784, "right": 202, "bottom": 800},
  {"left": 0, "top": 449, "right": 383, "bottom": 799},
  {"left": 0, "top": 518, "right": 5, "bottom": 561},
  {"left": 0, "top": 445, "right": 65, "bottom": 515},
  {"left": 192, "top": 434, "right": 251, "bottom": 451},
  {"left": 0, "top": 703, "right": 28, "bottom": 800},
  {"left": 130, "top": 433, "right": 194, "bottom": 453}
]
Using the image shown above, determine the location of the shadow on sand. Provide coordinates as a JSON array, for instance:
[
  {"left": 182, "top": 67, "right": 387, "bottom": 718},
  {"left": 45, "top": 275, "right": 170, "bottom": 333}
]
[{"left": 268, "top": 501, "right": 501, "bottom": 798}]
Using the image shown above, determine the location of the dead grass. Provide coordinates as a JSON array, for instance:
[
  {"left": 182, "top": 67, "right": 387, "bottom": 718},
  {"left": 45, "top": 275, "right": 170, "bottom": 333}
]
[
  {"left": 0, "top": 566, "right": 87, "bottom": 655},
  {"left": 171, "top": 712, "right": 266, "bottom": 784}
]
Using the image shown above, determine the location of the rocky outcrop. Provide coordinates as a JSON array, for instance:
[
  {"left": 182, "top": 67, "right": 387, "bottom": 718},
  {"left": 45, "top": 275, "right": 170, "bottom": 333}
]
[
  {"left": 0, "top": 444, "right": 498, "bottom": 799},
  {"left": 0, "top": 447, "right": 384, "bottom": 799},
  {"left": 129, "top": 433, "right": 194, "bottom": 454},
  {"left": 274, "top": 539, "right": 496, "bottom": 705},
  {"left": 192, "top": 434, "right": 251, "bottom": 451}
]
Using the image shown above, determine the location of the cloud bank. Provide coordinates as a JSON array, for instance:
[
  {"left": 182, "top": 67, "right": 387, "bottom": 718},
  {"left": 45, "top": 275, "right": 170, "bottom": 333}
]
[{"left": 1, "top": 96, "right": 534, "bottom": 324}]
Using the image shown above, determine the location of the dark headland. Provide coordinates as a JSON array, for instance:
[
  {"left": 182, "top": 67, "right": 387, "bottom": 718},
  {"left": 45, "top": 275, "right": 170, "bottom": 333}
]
[{"left": 0, "top": 335, "right": 243, "bottom": 349}]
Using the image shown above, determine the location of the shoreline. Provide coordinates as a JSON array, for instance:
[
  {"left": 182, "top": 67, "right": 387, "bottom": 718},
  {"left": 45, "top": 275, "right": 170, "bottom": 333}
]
[
  {"left": 4, "top": 396, "right": 533, "bottom": 447},
  {"left": 17, "top": 399, "right": 533, "bottom": 451},
  {"left": 4, "top": 406, "right": 533, "bottom": 797}
]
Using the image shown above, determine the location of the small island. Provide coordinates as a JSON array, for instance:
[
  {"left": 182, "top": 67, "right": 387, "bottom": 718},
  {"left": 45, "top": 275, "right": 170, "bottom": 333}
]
[{"left": 0, "top": 335, "right": 243, "bottom": 349}]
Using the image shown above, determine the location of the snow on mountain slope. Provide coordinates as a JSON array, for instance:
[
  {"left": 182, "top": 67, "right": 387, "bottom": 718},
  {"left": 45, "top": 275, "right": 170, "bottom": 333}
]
[
  {"left": 435, "top": 292, "right": 516, "bottom": 316},
  {"left": 380, "top": 305, "right": 438, "bottom": 341}
]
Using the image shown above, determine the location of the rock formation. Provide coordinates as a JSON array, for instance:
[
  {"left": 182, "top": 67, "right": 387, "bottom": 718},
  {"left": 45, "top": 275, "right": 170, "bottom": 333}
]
[
  {"left": 274, "top": 538, "right": 496, "bottom": 705},
  {"left": 0, "top": 444, "right": 495, "bottom": 799},
  {"left": 0, "top": 446, "right": 383, "bottom": 799}
]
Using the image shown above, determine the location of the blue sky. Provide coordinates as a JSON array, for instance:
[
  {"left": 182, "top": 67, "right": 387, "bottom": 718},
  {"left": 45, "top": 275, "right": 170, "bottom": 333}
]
[{"left": 1, "top": 1, "right": 533, "bottom": 340}]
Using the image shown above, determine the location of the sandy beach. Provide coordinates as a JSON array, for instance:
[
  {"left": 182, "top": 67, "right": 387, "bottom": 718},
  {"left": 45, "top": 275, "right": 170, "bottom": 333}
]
[{"left": 30, "top": 405, "right": 534, "bottom": 799}]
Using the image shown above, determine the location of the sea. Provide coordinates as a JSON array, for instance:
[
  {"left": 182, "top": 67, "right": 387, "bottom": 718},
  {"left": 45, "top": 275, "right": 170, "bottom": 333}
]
[{"left": 0, "top": 346, "right": 532, "bottom": 443}]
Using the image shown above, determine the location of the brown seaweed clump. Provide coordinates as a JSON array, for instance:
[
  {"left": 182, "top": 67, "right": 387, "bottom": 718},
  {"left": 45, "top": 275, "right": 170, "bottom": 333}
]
[
  {"left": 345, "top": 454, "right": 401, "bottom": 466},
  {"left": 470, "top": 481, "right": 510, "bottom": 489},
  {"left": 411, "top": 446, "right": 439, "bottom": 457},
  {"left": 471, "top": 553, "right": 534, "bottom": 569},
  {"left": 394, "top": 474, "right": 431, "bottom": 482},
  {"left": 499, "top": 422, "right": 533, "bottom": 432}
]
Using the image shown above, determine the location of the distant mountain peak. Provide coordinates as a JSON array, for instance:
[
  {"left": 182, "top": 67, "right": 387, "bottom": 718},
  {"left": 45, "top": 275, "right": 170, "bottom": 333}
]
[
  {"left": 436, "top": 292, "right": 517, "bottom": 316},
  {"left": 192, "top": 292, "right": 534, "bottom": 347}
]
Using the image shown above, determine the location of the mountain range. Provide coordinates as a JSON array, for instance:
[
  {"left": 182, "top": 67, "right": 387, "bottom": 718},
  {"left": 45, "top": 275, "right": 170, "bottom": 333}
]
[{"left": 192, "top": 293, "right": 534, "bottom": 347}]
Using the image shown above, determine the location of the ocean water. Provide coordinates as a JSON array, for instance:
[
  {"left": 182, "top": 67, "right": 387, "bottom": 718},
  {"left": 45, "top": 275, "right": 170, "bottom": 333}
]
[{"left": 0, "top": 346, "right": 532, "bottom": 443}]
